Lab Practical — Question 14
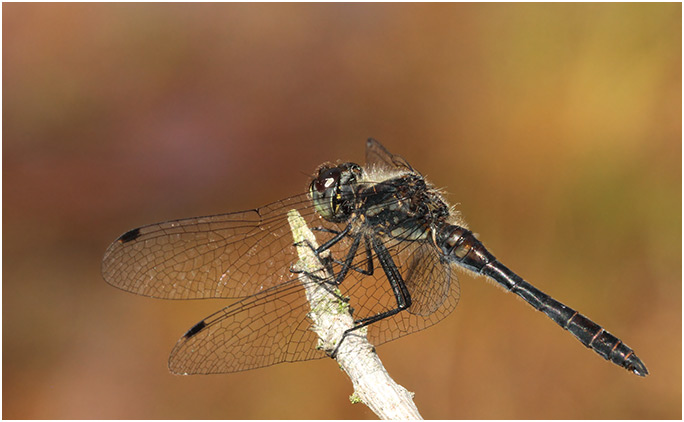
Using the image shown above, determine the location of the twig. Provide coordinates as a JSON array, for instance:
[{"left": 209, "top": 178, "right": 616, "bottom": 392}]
[{"left": 287, "top": 210, "right": 423, "bottom": 420}]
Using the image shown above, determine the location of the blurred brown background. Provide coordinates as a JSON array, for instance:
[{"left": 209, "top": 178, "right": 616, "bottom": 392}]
[{"left": 3, "top": 3, "right": 681, "bottom": 419}]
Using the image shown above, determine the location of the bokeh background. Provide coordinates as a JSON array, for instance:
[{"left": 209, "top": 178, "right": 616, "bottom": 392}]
[{"left": 3, "top": 3, "right": 681, "bottom": 419}]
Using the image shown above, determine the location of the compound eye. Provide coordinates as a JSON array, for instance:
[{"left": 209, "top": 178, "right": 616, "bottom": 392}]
[{"left": 312, "top": 168, "right": 341, "bottom": 194}]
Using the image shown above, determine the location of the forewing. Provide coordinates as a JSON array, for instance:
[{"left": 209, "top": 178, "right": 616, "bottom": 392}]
[
  {"left": 168, "top": 279, "right": 325, "bottom": 374},
  {"left": 365, "top": 138, "right": 415, "bottom": 172},
  {"left": 101, "top": 192, "right": 327, "bottom": 299}
]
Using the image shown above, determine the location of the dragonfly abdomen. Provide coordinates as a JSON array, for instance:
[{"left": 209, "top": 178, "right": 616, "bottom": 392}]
[
  {"left": 435, "top": 224, "right": 496, "bottom": 273},
  {"left": 435, "top": 223, "right": 648, "bottom": 377},
  {"left": 482, "top": 260, "right": 648, "bottom": 376}
]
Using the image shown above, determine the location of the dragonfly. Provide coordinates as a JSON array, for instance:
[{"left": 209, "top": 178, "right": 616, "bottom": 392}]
[{"left": 102, "top": 139, "right": 648, "bottom": 377}]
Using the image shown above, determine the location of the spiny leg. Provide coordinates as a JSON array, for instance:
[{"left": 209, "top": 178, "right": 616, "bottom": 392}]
[{"left": 331, "top": 236, "right": 412, "bottom": 358}]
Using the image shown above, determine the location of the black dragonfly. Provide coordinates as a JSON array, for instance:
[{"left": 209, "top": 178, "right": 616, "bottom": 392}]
[{"left": 102, "top": 139, "right": 648, "bottom": 377}]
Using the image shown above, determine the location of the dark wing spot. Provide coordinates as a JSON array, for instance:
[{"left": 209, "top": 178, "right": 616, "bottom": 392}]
[
  {"left": 118, "top": 228, "right": 141, "bottom": 243},
  {"left": 183, "top": 320, "right": 206, "bottom": 339}
]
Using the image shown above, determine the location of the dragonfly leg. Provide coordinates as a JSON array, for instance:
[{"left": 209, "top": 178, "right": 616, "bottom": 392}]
[
  {"left": 330, "top": 236, "right": 412, "bottom": 358},
  {"left": 327, "top": 235, "right": 375, "bottom": 277}
]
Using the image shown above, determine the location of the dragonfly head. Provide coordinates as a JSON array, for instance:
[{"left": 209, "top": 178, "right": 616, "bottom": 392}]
[{"left": 310, "top": 162, "right": 362, "bottom": 223}]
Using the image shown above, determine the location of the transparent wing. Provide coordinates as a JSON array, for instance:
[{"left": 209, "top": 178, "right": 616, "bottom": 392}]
[
  {"left": 168, "top": 279, "right": 326, "bottom": 374},
  {"left": 103, "top": 140, "right": 414, "bottom": 301},
  {"left": 404, "top": 242, "right": 457, "bottom": 316},
  {"left": 167, "top": 235, "right": 460, "bottom": 374},
  {"left": 365, "top": 138, "right": 416, "bottom": 172},
  {"left": 104, "top": 158, "right": 460, "bottom": 373},
  {"left": 337, "top": 228, "right": 460, "bottom": 348},
  {"left": 102, "top": 192, "right": 328, "bottom": 299}
]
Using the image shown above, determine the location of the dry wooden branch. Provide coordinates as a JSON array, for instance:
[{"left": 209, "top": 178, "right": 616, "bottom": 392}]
[{"left": 287, "top": 209, "right": 422, "bottom": 420}]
